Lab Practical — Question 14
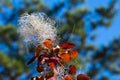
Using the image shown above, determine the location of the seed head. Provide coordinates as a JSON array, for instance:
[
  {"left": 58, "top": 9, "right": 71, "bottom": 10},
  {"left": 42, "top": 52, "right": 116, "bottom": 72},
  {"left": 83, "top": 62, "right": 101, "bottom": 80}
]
[{"left": 18, "top": 13, "right": 57, "bottom": 46}]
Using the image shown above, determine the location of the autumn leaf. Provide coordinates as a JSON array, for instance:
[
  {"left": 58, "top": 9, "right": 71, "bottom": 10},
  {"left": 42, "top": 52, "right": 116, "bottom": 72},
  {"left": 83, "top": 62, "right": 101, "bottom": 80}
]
[
  {"left": 64, "top": 75, "right": 74, "bottom": 80},
  {"left": 58, "top": 48, "right": 66, "bottom": 54},
  {"left": 77, "top": 74, "right": 90, "bottom": 80},
  {"left": 47, "top": 57, "right": 59, "bottom": 69},
  {"left": 60, "top": 43, "right": 75, "bottom": 49},
  {"left": 43, "top": 41, "right": 53, "bottom": 49},
  {"left": 48, "top": 62, "right": 55, "bottom": 69},
  {"left": 69, "top": 50, "right": 78, "bottom": 60},
  {"left": 68, "top": 65, "right": 76, "bottom": 75},
  {"left": 60, "top": 53, "right": 70, "bottom": 63}
]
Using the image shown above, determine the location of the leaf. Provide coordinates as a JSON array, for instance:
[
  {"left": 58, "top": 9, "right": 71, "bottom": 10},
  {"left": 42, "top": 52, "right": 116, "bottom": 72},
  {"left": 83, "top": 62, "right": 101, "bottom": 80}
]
[
  {"left": 60, "top": 43, "right": 75, "bottom": 49},
  {"left": 60, "top": 53, "right": 70, "bottom": 63},
  {"left": 47, "top": 57, "right": 59, "bottom": 68},
  {"left": 77, "top": 74, "right": 90, "bottom": 80},
  {"left": 48, "top": 62, "right": 55, "bottom": 69},
  {"left": 69, "top": 50, "right": 78, "bottom": 60},
  {"left": 43, "top": 39, "right": 55, "bottom": 49},
  {"left": 64, "top": 75, "right": 74, "bottom": 80},
  {"left": 68, "top": 65, "right": 76, "bottom": 75},
  {"left": 27, "top": 56, "right": 37, "bottom": 65},
  {"left": 43, "top": 41, "right": 53, "bottom": 49},
  {"left": 59, "top": 48, "right": 66, "bottom": 54}
]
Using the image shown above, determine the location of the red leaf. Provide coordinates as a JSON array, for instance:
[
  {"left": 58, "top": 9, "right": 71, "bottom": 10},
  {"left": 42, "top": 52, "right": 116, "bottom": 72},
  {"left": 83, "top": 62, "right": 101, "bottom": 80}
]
[
  {"left": 64, "top": 75, "right": 73, "bottom": 80},
  {"left": 43, "top": 41, "right": 53, "bottom": 49},
  {"left": 60, "top": 53, "right": 70, "bottom": 63},
  {"left": 77, "top": 74, "right": 90, "bottom": 80},
  {"left": 48, "top": 62, "right": 55, "bottom": 68},
  {"left": 69, "top": 50, "right": 78, "bottom": 60},
  {"left": 60, "top": 43, "right": 75, "bottom": 49},
  {"left": 68, "top": 65, "right": 76, "bottom": 75},
  {"left": 27, "top": 56, "right": 37, "bottom": 65},
  {"left": 47, "top": 57, "right": 59, "bottom": 68}
]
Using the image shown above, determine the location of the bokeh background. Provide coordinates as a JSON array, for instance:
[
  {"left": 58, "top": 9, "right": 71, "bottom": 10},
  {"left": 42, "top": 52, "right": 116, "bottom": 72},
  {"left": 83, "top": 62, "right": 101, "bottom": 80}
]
[{"left": 0, "top": 0, "right": 120, "bottom": 80}]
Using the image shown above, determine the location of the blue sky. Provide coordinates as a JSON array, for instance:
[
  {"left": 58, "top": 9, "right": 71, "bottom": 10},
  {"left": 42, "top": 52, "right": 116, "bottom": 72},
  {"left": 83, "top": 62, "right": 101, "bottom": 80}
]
[
  {"left": 41, "top": 0, "right": 120, "bottom": 49},
  {"left": 85, "top": 0, "right": 120, "bottom": 48}
]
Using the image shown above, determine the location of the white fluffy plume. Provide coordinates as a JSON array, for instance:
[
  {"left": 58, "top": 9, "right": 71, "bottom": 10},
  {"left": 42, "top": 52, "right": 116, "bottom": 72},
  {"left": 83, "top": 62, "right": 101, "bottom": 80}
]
[{"left": 18, "top": 13, "right": 57, "bottom": 46}]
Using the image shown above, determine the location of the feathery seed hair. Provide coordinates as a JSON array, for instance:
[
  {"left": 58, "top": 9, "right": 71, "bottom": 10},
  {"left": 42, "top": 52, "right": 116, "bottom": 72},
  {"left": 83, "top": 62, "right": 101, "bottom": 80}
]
[{"left": 18, "top": 13, "right": 57, "bottom": 46}]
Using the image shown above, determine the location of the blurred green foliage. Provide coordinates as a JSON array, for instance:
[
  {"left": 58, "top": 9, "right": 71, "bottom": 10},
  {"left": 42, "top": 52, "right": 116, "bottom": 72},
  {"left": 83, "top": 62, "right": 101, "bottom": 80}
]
[{"left": 0, "top": 52, "right": 28, "bottom": 74}]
